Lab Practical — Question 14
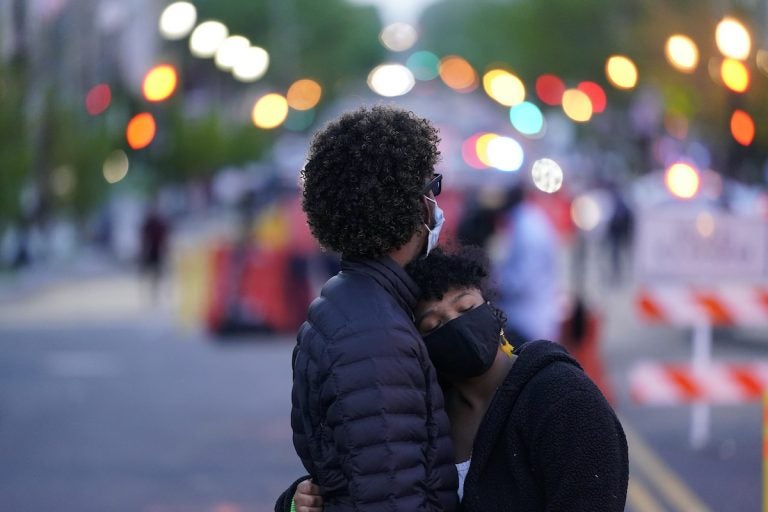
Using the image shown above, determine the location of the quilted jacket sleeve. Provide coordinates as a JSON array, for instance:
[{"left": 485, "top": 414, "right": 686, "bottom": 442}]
[{"left": 292, "top": 323, "right": 457, "bottom": 511}]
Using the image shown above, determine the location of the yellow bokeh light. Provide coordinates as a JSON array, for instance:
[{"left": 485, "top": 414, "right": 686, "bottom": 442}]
[
  {"left": 715, "top": 17, "right": 751, "bottom": 60},
  {"left": 251, "top": 93, "right": 289, "bottom": 129},
  {"left": 475, "top": 133, "right": 498, "bottom": 167},
  {"left": 665, "top": 162, "right": 699, "bottom": 199},
  {"left": 439, "top": 56, "right": 478, "bottom": 92},
  {"left": 720, "top": 58, "right": 750, "bottom": 92},
  {"left": 605, "top": 55, "right": 638, "bottom": 89},
  {"left": 561, "top": 89, "right": 593, "bottom": 122},
  {"left": 287, "top": 79, "right": 322, "bottom": 111},
  {"left": 482, "top": 69, "right": 525, "bottom": 106},
  {"left": 665, "top": 35, "right": 699, "bottom": 72},
  {"left": 142, "top": 65, "right": 177, "bottom": 102}
]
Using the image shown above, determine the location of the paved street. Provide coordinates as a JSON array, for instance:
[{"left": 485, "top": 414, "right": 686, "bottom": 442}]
[{"left": 0, "top": 266, "right": 764, "bottom": 511}]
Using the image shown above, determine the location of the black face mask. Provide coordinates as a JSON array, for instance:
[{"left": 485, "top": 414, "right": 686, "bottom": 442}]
[{"left": 422, "top": 303, "right": 502, "bottom": 379}]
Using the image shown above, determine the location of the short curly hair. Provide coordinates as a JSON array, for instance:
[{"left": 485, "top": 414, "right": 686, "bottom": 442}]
[
  {"left": 301, "top": 105, "right": 440, "bottom": 258},
  {"left": 406, "top": 245, "right": 507, "bottom": 328}
]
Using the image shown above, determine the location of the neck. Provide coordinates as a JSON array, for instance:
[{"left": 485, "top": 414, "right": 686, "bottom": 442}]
[
  {"left": 453, "top": 351, "right": 516, "bottom": 409},
  {"left": 388, "top": 228, "right": 426, "bottom": 267}
]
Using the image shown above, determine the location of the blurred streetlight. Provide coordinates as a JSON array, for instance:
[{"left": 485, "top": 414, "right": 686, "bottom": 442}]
[
  {"left": 103, "top": 150, "right": 130, "bottom": 184},
  {"left": 159, "top": 2, "right": 197, "bottom": 40},
  {"left": 126, "top": 113, "right": 157, "bottom": 150},
  {"left": 439, "top": 56, "right": 477, "bottom": 92},
  {"left": 665, "top": 162, "right": 700, "bottom": 199},
  {"left": 367, "top": 64, "right": 415, "bottom": 97},
  {"left": 482, "top": 69, "right": 525, "bottom": 107},
  {"left": 715, "top": 17, "right": 751, "bottom": 60},
  {"left": 605, "top": 55, "right": 638, "bottom": 89},
  {"left": 379, "top": 22, "right": 418, "bottom": 52},
  {"left": 562, "top": 89, "right": 593, "bottom": 122},
  {"left": 665, "top": 35, "right": 699, "bottom": 72},
  {"left": 720, "top": 58, "right": 750, "bottom": 92},
  {"left": 189, "top": 20, "right": 228, "bottom": 58},
  {"left": 232, "top": 46, "right": 270, "bottom": 82},
  {"left": 142, "top": 65, "right": 178, "bottom": 102},
  {"left": 287, "top": 79, "right": 322, "bottom": 110},
  {"left": 252, "top": 94, "right": 289, "bottom": 129},
  {"left": 730, "top": 110, "right": 755, "bottom": 146},
  {"left": 531, "top": 158, "right": 563, "bottom": 193},
  {"left": 215, "top": 35, "right": 250, "bottom": 71}
]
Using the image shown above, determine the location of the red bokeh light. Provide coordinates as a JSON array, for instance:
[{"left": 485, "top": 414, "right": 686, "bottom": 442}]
[
  {"left": 85, "top": 84, "right": 111, "bottom": 116},
  {"left": 577, "top": 81, "right": 607, "bottom": 113},
  {"left": 535, "top": 74, "right": 565, "bottom": 106}
]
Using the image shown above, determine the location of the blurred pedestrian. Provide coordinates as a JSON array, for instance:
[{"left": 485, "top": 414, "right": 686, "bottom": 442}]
[
  {"left": 139, "top": 201, "right": 168, "bottom": 301},
  {"left": 287, "top": 246, "right": 629, "bottom": 510},
  {"left": 491, "top": 184, "right": 562, "bottom": 344},
  {"left": 281, "top": 106, "right": 458, "bottom": 511},
  {"left": 605, "top": 185, "right": 634, "bottom": 285}
]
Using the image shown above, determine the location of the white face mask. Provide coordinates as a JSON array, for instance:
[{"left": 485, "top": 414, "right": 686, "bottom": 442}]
[{"left": 423, "top": 195, "right": 445, "bottom": 257}]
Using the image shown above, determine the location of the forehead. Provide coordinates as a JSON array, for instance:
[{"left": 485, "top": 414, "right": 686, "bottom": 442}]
[{"left": 415, "top": 287, "right": 483, "bottom": 314}]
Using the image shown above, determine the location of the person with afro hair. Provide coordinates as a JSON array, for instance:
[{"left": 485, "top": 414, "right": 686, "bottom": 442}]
[
  {"left": 291, "top": 246, "right": 628, "bottom": 511},
  {"left": 281, "top": 105, "right": 458, "bottom": 511}
]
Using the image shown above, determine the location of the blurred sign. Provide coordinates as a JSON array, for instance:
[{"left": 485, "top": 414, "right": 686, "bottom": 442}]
[
  {"left": 636, "top": 285, "right": 768, "bottom": 326},
  {"left": 636, "top": 209, "right": 768, "bottom": 283},
  {"left": 629, "top": 361, "right": 768, "bottom": 405}
]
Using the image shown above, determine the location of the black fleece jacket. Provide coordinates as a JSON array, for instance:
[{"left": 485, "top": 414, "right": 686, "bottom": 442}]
[{"left": 460, "top": 340, "right": 628, "bottom": 511}]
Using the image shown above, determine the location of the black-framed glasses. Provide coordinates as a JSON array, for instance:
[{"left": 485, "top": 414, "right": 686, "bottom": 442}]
[{"left": 423, "top": 173, "right": 442, "bottom": 197}]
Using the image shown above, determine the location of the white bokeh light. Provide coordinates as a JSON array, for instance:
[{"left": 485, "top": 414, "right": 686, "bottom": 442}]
[
  {"left": 367, "top": 64, "right": 415, "bottom": 97},
  {"left": 232, "top": 46, "right": 270, "bottom": 82},
  {"left": 215, "top": 35, "right": 250, "bottom": 71},
  {"left": 379, "top": 22, "right": 418, "bottom": 52},
  {"left": 571, "top": 195, "right": 602, "bottom": 231},
  {"left": 159, "top": 2, "right": 197, "bottom": 40},
  {"left": 531, "top": 158, "right": 563, "bottom": 193},
  {"left": 189, "top": 20, "right": 228, "bottom": 58},
  {"left": 485, "top": 136, "right": 524, "bottom": 172}
]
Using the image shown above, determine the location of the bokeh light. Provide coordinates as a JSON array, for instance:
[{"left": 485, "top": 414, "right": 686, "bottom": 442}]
[
  {"left": 576, "top": 81, "right": 606, "bottom": 113},
  {"left": 85, "top": 84, "right": 111, "bottom": 115},
  {"left": 461, "top": 133, "right": 489, "bottom": 169},
  {"left": 103, "top": 150, "right": 130, "bottom": 184},
  {"left": 379, "top": 22, "right": 418, "bottom": 52},
  {"left": 730, "top": 110, "right": 755, "bottom": 146},
  {"left": 485, "top": 136, "right": 524, "bottom": 172},
  {"left": 50, "top": 165, "right": 76, "bottom": 197},
  {"left": 509, "top": 102, "right": 544, "bottom": 136},
  {"left": 126, "top": 113, "right": 156, "bottom": 150},
  {"left": 562, "top": 89, "right": 593, "bottom": 122},
  {"left": 665, "top": 35, "right": 699, "bottom": 72},
  {"left": 251, "top": 93, "right": 289, "bottom": 129},
  {"left": 571, "top": 195, "right": 601, "bottom": 231},
  {"left": 189, "top": 20, "right": 228, "bottom": 58},
  {"left": 665, "top": 162, "right": 700, "bottom": 199},
  {"left": 531, "top": 158, "right": 563, "bottom": 193},
  {"left": 605, "top": 55, "right": 638, "bottom": 89},
  {"left": 142, "top": 64, "right": 177, "bottom": 102},
  {"left": 159, "top": 2, "right": 197, "bottom": 40},
  {"left": 715, "top": 17, "right": 751, "bottom": 60},
  {"left": 215, "top": 35, "right": 250, "bottom": 71},
  {"left": 367, "top": 64, "right": 415, "bottom": 97},
  {"left": 720, "top": 58, "right": 750, "bottom": 92},
  {"left": 287, "top": 79, "right": 322, "bottom": 110},
  {"left": 475, "top": 133, "right": 498, "bottom": 167},
  {"left": 232, "top": 46, "right": 269, "bottom": 82},
  {"left": 439, "top": 55, "right": 478, "bottom": 92},
  {"left": 536, "top": 74, "right": 565, "bottom": 105},
  {"left": 482, "top": 69, "right": 525, "bottom": 106},
  {"left": 406, "top": 51, "right": 440, "bottom": 81}
]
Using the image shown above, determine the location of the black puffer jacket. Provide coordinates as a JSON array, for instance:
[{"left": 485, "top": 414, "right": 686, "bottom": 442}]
[{"left": 289, "top": 257, "right": 459, "bottom": 511}]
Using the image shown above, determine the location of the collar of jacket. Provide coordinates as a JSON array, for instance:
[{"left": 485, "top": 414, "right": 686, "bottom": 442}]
[
  {"left": 340, "top": 256, "right": 420, "bottom": 320},
  {"left": 464, "top": 340, "right": 581, "bottom": 491}
]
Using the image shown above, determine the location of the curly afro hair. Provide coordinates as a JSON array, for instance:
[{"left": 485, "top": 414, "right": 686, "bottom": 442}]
[
  {"left": 406, "top": 245, "right": 507, "bottom": 328},
  {"left": 301, "top": 105, "right": 440, "bottom": 258}
]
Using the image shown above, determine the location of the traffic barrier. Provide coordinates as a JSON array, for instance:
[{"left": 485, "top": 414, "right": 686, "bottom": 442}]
[
  {"left": 629, "top": 361, "right": 768, "bottom": 405},
  {"left": 637, "top": 285, "right": 768, "bottom": 327}
]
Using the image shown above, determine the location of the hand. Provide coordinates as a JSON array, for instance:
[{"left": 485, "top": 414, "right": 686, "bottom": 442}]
[{"left": 294, "top": 478, "right": 323, "bottom": 512}]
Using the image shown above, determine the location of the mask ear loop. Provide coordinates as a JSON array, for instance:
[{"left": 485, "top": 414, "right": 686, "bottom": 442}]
[{"left": 500, "top": 329, "right": 515, "bottom": 357}]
